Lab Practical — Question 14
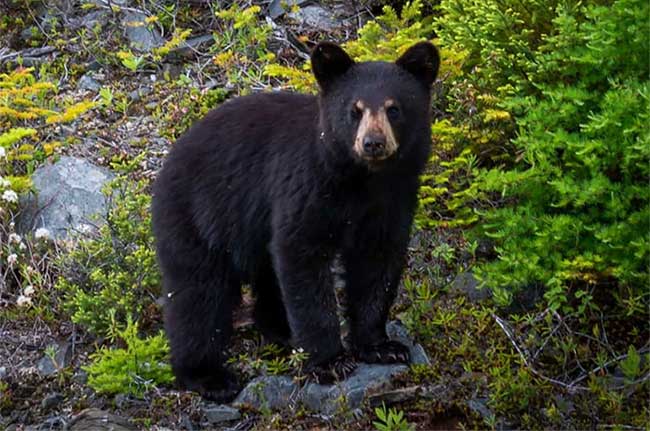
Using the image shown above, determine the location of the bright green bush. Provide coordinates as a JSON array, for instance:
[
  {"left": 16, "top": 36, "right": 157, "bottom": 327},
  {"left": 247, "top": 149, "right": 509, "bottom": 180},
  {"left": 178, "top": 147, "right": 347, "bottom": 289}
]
[
  {"left": 56, "top": 177, "right": 160, "bottom": 336},
  {"left": 437, "top": 0, "right": 650, "bottom": 311},
  {"left": 85, "top": 318, "right": 173, "bottom": 397}
]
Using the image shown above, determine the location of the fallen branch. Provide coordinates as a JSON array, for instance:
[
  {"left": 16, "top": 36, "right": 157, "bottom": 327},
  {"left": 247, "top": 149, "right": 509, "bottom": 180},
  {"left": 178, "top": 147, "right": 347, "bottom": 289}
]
[{"left": 0, "top": 46, "right": 57, "bottom": 64}]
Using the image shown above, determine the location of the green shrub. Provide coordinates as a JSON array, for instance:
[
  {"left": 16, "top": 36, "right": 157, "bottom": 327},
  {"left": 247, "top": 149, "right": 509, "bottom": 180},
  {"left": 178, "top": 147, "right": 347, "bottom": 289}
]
[
  {"left": 57, "top": 176, "right": 160, "bottom": 336},
  {"left": 85, "top": 318, "right": 173, "bottom": 397},
  {"left": 436, "top": 0, "right": 650, "bottom": 312},
  {"left": 0, "top": 67, "right": 95, "bottom": 310}
]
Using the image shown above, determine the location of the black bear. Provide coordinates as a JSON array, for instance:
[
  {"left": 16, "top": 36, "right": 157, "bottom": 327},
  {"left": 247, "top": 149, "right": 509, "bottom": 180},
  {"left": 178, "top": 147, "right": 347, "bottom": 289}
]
[{"left": 151, "top": 41, "right": 439, "bottom": 401}]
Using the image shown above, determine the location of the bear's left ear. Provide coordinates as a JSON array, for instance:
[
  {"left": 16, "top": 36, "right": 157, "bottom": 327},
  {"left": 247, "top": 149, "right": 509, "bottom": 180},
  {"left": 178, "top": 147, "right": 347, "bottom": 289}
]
[
  {"left": 396, "top": 42, "right": 440, "bottom": 88},
  {"left": 311, "top": 42, "right": 355, "bottom": 91}
]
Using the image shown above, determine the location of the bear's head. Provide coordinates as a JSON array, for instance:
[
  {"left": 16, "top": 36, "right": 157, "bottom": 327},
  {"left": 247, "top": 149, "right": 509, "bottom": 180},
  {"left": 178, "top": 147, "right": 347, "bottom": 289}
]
[{"left": 311, "top": 41, "right": 439, "bottom": 171}]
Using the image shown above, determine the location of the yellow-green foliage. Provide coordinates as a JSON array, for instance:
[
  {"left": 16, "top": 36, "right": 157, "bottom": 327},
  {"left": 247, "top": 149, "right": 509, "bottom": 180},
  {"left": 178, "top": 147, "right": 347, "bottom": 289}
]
[
  {"left": 265, "top": 0, "right": 456, "bottom": 93},
  {"left": 0, "top": 67, "right": 96, "bottom": 193},
  {"left": 85, "top": 318, "right": 173, "bottom": 397},
  {"left": 211, "top": 4, "right": 275, "bottom": 89}
]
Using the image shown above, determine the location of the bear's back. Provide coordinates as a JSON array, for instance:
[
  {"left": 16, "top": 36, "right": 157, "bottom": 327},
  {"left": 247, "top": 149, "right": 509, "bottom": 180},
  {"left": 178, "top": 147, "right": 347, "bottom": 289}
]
[{"left": 152, "top": 91, "right": 321, "bottom": 276}]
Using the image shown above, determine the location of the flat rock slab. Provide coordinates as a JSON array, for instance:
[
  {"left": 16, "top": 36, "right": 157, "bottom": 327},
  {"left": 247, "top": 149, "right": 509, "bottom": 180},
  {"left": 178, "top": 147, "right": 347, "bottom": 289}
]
[
  {"left": 301, "top": 363, "right": 408, "bottom": 415},
  {"left": 203, "top": 404, "right": 242, "bottom": 424},
  {"left": 20, "top": 156, "right": 114, "bottom": 239},
  {"left": 233, "top": 375, "right": 298, "bottom": 411},
  {"left": 68, "top": 408, "right": 136, "bottom": 431},
  {"left": 232, "top": 321, "right": 423, "bottom": 415},
  {"left": 122, "top": 11, "right": 163, "bottom": 52}
]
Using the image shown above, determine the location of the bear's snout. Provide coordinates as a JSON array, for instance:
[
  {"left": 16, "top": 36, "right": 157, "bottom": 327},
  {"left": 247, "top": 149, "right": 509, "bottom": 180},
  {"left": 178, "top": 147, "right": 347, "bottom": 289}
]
[
  {"left": 353, "top": 103, "right": 398, "bottom": 162},
  {"left": 362, "top": 132, "right": 387, "bottom": 158}
]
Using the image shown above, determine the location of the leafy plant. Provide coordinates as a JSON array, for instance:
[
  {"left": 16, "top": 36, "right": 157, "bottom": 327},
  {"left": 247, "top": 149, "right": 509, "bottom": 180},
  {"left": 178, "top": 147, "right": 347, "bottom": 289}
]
[
  {"left": 85, "top": 318, "right": 173, "bottom": 397},
  {"left": 373, "top": 403, "right": 414, "bottom": 431},
  {"left": 57, "top": 176, "right": 159, "bottom": 336},
  {"left": 436, "top": 0, "right": 650, "bottom": 315}
]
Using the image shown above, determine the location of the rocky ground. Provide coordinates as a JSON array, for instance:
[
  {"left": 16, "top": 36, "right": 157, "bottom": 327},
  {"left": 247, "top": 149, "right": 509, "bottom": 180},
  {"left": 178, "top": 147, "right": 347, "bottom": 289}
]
[
  {"left": 0, "top": 1, "right": 480, "bottom": 430},
  {"left": 4, "top": 1, "right": 645, "bottom": 430}
]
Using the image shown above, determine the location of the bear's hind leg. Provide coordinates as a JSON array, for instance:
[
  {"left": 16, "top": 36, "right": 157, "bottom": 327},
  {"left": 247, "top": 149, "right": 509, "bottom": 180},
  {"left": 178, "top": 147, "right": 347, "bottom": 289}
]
[
  {"left": 252, "top": 260, "right": 291, "bottom": 346},
  {"left": 162, "top": 250, "right": 242, "bottom": 402}
]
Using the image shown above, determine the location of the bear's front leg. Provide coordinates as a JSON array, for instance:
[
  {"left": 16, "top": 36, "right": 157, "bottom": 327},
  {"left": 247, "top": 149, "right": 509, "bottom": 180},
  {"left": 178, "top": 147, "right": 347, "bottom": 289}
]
[
  {"left": 271, "top": 237, "right": 356, "bottom": 382},
  {"left": 342, "top": 242, "right": 411, "bottom": 365}
]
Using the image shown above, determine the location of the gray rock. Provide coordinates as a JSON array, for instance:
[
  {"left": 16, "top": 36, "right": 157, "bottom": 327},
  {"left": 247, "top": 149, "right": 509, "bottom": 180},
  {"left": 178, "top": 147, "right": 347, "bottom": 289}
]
[
  {"left": 169, "top": 34, "right": 215, "bottom": 57},
  {"left": 127, "top": 87, "right": 151, "bottom": 102},
  {"left": 451, "top": 272, "right": 490, "bottom": 303},
  {"left": 78, "top": 10, "right": 109, "bottom": 30},
  {"left": 68, "top": 408, "right": 136, "bottom": 431},
  {"left": 73, "top": 369, "right": 88, "bottom": 384},
  {"left": 203, "top": 404, "right": 241, "bottom": 424},
  {"left": 466, "top": 397, "right": 493, "bottom": 420},
  {"left": 37, "top": 342, "right": 72, "bottom": 376},
  {"left": 230, "top": 321, "right": 422, "bottom": 415},
  {"left": 20, "top": 156, "right": 115, "bottom": 239},
  {"left": 233, "top": 375, "right": 298, "bottom": 411},
  {"left": 267, "top": 0, "right": 309, "bottom": 19},
  {"left": 386, "top": 321, "right": 431, "bottom": 365},
  {"left": 122, "top": 11, "right": 163, "bottom": 52},
  {"left": 301, "top": 363, "right": 408, "bottom": 415},
  {"left": 20, "top": 26, "right": 40, "bottom": 42},
  {"left": 288, "top": 5, "right": 341, "bottom": 32},
  {"left": 41, "top": 392, "right": 64, "bottom": 411},
  {"left": 0, "top": 366, "right": 6, "bottom": 379},
  {"left": 77, "top": 73, "right": 102, "bottom": 92}
]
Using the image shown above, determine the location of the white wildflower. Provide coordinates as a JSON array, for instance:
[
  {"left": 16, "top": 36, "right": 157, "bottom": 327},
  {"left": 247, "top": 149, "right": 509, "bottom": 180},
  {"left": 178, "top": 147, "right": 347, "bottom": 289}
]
[
  {"left": 0, "top": 176, "right": 9, "bottom": 188},
  {"left": 18, "top": 242, "right": 27, "bottom": 250},
  {"left": 0, "top": 146, "right": 5, "bottom": 158},
  {"left": 16, "top": 294, "right": 32, "bottom": 307},
  {"left": 6, "top": 253, "right": 17, "bottom": 266},
  {"left": 2, "top": 190, "right": 18, "bottom": 203},
  {"left": 23, "top": 285, "right": 35, "bottom": 296},
  {"left": 35, "top": 228, "right": 51, "bottom": 240},
  {"left": 8, "top": 233, "right": 21, "bottom": 244}
]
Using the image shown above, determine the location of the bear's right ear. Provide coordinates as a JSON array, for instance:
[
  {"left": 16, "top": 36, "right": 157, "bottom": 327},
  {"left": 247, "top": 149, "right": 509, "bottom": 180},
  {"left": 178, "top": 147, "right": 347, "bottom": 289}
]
[
  {"left": 311, "top": 42, "right": 354, "bottom": 91},
  {"left": 396, "top": 42, "right": 440, "bottom": 88}
]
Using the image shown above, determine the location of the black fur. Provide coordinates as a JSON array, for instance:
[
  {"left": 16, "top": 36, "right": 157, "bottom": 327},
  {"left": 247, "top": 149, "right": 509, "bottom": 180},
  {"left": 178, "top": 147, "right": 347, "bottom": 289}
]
[{"left": 151, "top": 41, "right": 439, "bottom": 401}]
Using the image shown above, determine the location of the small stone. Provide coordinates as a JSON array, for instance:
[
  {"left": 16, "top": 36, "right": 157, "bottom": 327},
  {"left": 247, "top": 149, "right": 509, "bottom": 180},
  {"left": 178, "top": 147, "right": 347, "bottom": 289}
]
[
  {"left": 122, "top": 11, "right": 163, "bottom": 52},
  {"left": 288, "top": 5, "right": 341, "bottom": 32},
  {"left": 73, "top": 369, "right": 88, "bottom": 384},
  {"left": 409, "top": 343, "right": 431, "bottom": 366},
  {"left": 451, "top": 272, "right": 490, "bottom": 303},
  {"left": 68, "top": 408, "right": 136, "bottom": 431},
  {"left": 203, "top": 404, "right": 241, "bottom": 423},
  {"left": 41, "top": 392, "right": 64, "bottom": 411},
  {"left": 466, "top": 398, "right": 493, "bottom": 420},
  {"left": 128, "top": 87, "right": 151, "bottom": 102},
  {"left": 77, "top": 74, "right": 102, "bottom": 92},
  {"left": 78, "top": 10, "right": 109, "bottom": 30},
  {"left": 36, "top": 342, "right": 72, "bottom": 376},
  {"left": 267, "top": 0, "right": 309, "bottom": 18},
  {"left": 233, "top": 375, "right": 298, "bottom": 411},
  {"left": 114, "top": 393, "right": 129, "bottom": 408},
  {"left": 386, "top": 321, "right": 431, "bottom": 365},
  {"left": 0, "top": 366, "right": 6, "bottom": 379},
  {"left": 168, "top": 34, "right": 214, "bottom": 58}
]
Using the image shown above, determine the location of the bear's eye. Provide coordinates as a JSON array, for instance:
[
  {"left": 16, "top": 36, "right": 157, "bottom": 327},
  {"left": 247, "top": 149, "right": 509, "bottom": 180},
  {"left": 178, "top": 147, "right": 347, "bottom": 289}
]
[
  {"left": 350, "top": 104, "right": 363, "bottom": 121},
  {"left": 386, "top": 105, "right": 400, "bottom": 121}
]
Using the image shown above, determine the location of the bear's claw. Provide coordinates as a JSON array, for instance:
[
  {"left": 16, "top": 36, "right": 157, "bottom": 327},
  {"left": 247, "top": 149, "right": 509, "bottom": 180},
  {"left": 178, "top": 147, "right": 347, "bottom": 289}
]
[
  {"left": 309, "top": 353, "right": 357, "bottom": 384},
  {"left": 356, "top": 340, "right": 410, "bottom": 364}
]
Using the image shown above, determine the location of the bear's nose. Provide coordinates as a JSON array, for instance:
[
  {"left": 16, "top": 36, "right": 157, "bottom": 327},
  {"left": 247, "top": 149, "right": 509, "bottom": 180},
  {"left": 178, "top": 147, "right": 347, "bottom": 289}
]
[{"left": 363, "top": 134, "right": 386, "bottom": 156}]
